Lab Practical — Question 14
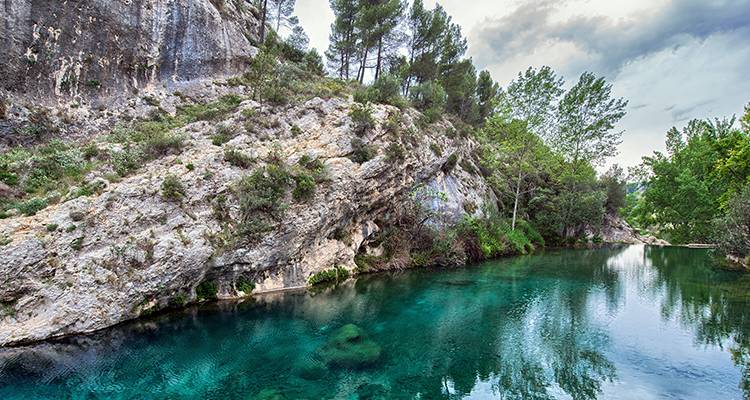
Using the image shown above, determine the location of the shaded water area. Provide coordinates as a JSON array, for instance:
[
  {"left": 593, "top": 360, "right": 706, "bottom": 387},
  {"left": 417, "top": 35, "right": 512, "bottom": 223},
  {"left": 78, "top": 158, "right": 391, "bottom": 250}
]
[{"left": 2, "top": 245, "right": 750, "bottom": 399}]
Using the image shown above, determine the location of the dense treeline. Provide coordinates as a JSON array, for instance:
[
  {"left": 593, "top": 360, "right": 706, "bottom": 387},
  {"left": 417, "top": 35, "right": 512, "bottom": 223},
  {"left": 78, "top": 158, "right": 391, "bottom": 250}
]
[
  {"left": 319, "top": 1, "right": 632, "bottom": 247},
  {"left": 625, "top": 105, "right": 750, "bottom": 261}
]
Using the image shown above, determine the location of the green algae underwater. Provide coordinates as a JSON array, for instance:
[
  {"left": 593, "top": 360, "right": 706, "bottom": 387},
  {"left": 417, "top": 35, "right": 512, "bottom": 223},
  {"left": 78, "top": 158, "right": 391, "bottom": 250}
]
[{"left": 2, "top": 245, "right": 750, "bottom": 399}]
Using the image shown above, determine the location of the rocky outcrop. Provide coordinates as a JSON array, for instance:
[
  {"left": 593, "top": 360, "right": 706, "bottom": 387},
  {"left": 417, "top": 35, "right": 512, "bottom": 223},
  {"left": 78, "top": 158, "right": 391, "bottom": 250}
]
[
  {"left": 1, "top": 0, "right": 260, "bottom": 102},
  {"left": 596, "top": 213, "right": 669, "bottom": 246},
  {"left": 0, "top": 95, "right": 494, "bottom": 346}
]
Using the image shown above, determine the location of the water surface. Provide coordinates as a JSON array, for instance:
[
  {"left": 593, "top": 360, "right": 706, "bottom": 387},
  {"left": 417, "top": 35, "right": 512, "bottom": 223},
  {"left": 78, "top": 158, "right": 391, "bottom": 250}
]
[{"left": 2, "top": 245, "right": 750, "bottom": 399}]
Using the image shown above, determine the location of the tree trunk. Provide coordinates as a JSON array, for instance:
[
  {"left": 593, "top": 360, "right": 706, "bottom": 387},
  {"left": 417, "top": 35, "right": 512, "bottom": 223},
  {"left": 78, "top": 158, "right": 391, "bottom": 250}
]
[
  {"left": 375, "top": 36, "right": 383, "bottom": 80},
  {"left": 259, "top": 0, "right": 268, "bottom": 42},
  {"left": 512, "top": 170, "right": 523, "bottom": 230},
  {"left": 358, "top": 45, "right": 369, "bottom": 84},
  {"left": 275, "top": 2, "right": 281, "bottom": 32}
]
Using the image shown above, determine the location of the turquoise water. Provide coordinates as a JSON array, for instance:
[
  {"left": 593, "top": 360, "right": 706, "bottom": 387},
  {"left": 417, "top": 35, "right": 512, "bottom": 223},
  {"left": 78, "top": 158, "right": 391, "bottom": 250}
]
[{"left": 2, "top": 245, "right": 750, "bottom": 399}]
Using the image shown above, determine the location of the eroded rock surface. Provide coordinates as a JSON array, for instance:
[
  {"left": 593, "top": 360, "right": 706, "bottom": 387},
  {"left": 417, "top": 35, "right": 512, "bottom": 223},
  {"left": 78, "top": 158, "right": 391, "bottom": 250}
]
[
  {"left": 1, "top": 0, "right": 260, "bottom": 101},
  {"left": 0, "top": 96, "right": 494, "bottom": 345}
]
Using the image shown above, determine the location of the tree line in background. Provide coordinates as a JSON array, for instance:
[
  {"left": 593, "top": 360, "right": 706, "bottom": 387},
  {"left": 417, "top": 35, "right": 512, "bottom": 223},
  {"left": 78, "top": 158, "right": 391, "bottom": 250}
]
[{"left": 625, "top": 105, "right": 750, "bottom": 261}]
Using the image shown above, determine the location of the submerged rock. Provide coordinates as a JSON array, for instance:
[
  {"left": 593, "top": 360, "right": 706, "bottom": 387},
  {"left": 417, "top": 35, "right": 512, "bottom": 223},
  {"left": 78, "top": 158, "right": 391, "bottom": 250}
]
[
  {"left": 250, "top": 388, "right": 286, "bottom": 400},
  {"left": 319, "top": 324, "right": 382, "bottom": 369}
]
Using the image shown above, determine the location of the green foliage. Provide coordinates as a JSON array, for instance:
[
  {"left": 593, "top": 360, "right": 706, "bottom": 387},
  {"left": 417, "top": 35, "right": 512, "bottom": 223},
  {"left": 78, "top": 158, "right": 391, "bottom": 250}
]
[
  {"left": 293, "top": 172, "right": 316, "bottom": 201},
  {"left": 349, "top": 138, "right": 376, "bottom": 164},
  {"left": 224, "top": 148, "right": 256, "bottom": 169},
  {"left": 633, "top": 117, "right": 750, "bottom": 243},
  {"left": 16, "top": 198, "right": 48, "bottom": 216},
  {"left": 236, "top": 163, "right": 292, "bottom": 241},
  {"left": 556, "top": 72, "right": 628, "bottom": 167},
  {"left": 46, "top": 223, "right": 58, "bottom": 232},
  {"left": 70, "top": 236, "right": 84, "bottom": 251},
  {"left": 308, "top": 266, "right": 350, "bottom": 286},
  {"left": 212, "top": 125, "right": 237, "bottom": 146},
  {"left": 161, "top": 175, "right": 186, "bottom": 202},
  {"left": 0, "top": 140, "right": 91, "bottom": 200},
  {"left": 499, "top": 66, "right": 564, "bottom": 140},
  {"left": 354, "top": 75, "right": 408, "bottom": 108},
  {"left": 349, "top": 103, "right": 376, "bottom": 135},
  {"left": 714, "top": 186, "right": 750, "bottom": 259},
  {"left": 290, "top": 124, "right": 303, "bottom": 137},
  {"left": 196, "top": 280, "right": 218, "bottom": 301},
  {"left": 236, "top": 277, "right": 255, "bottom": 294},
  {"left": 410, "top": 81, "right": 446, "bottom": 124},
  {"left": 385, "top": 142, "right": 405, "bottom": 162}
]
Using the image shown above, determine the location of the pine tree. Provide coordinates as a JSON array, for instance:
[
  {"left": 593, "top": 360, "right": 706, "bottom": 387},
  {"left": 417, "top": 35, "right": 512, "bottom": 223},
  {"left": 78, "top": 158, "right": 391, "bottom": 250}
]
[
  {"left": 326, "top": 0, "right": 359, "bottom": 79},
  {"left": 268, "top": 0, "right": 296, "bottom": 33},
  {"left": 354, "top": 0, "right": 406, "bottom": 82},
  {"left": 476, "top": 70, "right": 499, "bottom": 123}
]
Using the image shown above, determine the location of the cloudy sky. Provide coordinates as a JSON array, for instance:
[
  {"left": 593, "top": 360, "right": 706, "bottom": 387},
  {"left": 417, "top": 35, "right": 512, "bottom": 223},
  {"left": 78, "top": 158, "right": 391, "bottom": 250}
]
[{"left": 296, "top": 0, "right": 750, "bottom": 169}]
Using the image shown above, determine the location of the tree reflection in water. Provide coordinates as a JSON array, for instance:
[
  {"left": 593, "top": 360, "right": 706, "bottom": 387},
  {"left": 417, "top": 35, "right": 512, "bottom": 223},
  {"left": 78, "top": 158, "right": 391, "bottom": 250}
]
[{"left": 1, "top": 246, "right": 749, "bottom": 399}]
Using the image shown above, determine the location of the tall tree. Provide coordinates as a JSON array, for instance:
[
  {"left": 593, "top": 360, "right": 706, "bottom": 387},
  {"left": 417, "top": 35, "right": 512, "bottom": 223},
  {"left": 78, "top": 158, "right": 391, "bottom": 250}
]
[
  {"left": 255, "top": 0, "right": 270, "bottom": 42},
  {"left": 742, "top": 103, "right": 750, "bottom": 132},
  {"left": 268, "top": 0, "right": 296, "bottom": 33},
  {"left": 482, "top": 117, "right": 553, "bottom": 230},
  {"left": 476, "top": 70, "right": 499, "bottom": 123},
  {"left": 555, "top": 72, "right": 628, "bottom": 169},
  {"left": 326, "top": 0, "right": 359, "bottom": 79},
  {"left": 499, "top": 66, "right": 564, "bottom": 142},
  {"left": 355, "top": 0, "right": 406, "bottom": 82}
]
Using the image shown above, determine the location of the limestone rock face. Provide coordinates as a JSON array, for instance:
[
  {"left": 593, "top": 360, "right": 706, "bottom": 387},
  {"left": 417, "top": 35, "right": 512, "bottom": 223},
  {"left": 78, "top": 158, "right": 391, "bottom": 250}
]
[
  {"left": 0, "top": 96, "right": 495, "bottom": 346},
  {"left": 1, "top": 0, "right": 260, "bottom": 101}
]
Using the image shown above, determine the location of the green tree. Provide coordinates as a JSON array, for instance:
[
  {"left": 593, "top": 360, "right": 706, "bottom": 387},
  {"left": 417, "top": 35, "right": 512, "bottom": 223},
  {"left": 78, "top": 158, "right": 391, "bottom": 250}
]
[
  {"left": 498, "top": 66, "right": 564, "bottom": 141},
  {"left": 634, "top": 116, "right": 750, "bottom": 243},
  {"left": 269, "top": 0, "right": 296, "bottom": 33},
  {"left": 742, "top": 103, "right": 750, "bottom": 132},
  {"left": 481, "top": 117, "right": 553, "bottom": 230},
  {"left": 326, "top": 0, "right": 359, "bottom": 79},
  {"left": 354, "top": 0, "right": 406, "bottom": 82},
  {"left": 555, "top": 72, "right": 628, "bottom": 169},
  {"left": 476, "top": 70, "right": 500, "bottom": 123},
  {"left": 600, "top": 164, "right": 626, "bottom": 214},
  {"left": 714, "top": 185, "right": 750, "bottom": 260}
]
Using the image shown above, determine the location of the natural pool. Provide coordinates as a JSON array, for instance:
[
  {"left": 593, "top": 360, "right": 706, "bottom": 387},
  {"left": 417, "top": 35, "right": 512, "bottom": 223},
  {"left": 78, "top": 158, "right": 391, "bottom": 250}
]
[{"left": 2, "top": 245, "right": 750, "bottom": 399}]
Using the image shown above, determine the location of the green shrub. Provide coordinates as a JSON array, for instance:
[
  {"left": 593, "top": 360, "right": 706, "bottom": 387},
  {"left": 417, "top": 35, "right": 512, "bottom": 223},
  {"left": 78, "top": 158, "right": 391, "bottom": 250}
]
[
  {"left": 17, "top": 198, "right": 48, "bottom": 216},
  {"left": 349, "top": 138, "right": 376, "bottom": 164},
  {"left": 308, "top": 266, "right": 350, "bottom": 286},
  {"left": 349, "top": 104, "right": 375, "bottom": 135},
  {"left": 516, "top": 220, "right": 545, "bottom": 248},
  {"left": 111, "top": 145, "right": 145, "bottom": 176},
  {"left": 430, "top": 143, "right": 443, "bottom": 156},
  {"left": 298, "top": 155, "right": 327, "bottom": 182},
  {"left": 161, "top": 175, "right": 186, "bottom": 201},
  {"left": 70, "top": 236, "right": 84, "bottom": 251},
  {"left": 224, "top": 148, "right": 256, "bottom": 169},
  {"left": 169, "top": 293, "right": 188, "bottom": 307},
  {"left": 236, "top": 277, "right": 255, "bottom": 294},
  {"left": 293, "top": 173, "right": 316, "bottom": 201},
  {"left": 211, "top": 125, "right": 237, "bottom": 146},
  {"left": 196, "top": 280, "right": 218, "bottom": 301},
  {"left": 236, "top": 164, "right": 292, "bottom": 241},
  {"left": 442, "top": 153, "right": 459, "bottom": 174},
  {"left": 0, "top": 236, "right": 10, "bottom": 246},
  {"left": 385, "top": 142, "right": 405, "bottom": 162},
  {"left": 46, "top": 223, "right": 58, "bottom": 232}
]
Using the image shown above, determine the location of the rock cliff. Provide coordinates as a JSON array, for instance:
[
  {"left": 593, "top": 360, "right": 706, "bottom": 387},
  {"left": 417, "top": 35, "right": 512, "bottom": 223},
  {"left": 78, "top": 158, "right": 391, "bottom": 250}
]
[
  {"left": 1, "top": 0, "right": 260, "bottom": 101},
  {"left": 0, "top": 89, "right": 496, "bottom": 345}
]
